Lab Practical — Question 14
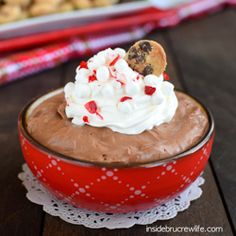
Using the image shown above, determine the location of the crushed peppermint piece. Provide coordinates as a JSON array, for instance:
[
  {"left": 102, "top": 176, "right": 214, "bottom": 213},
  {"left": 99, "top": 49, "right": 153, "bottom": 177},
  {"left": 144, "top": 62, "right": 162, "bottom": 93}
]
[
  {"left": 120, "top": 96, "right": 132, "bottom": 102},
  {"left": 80, "top": 61, "right": 88, "bottom": 69},
  {"left": 84, "top": 101, "right": 103, "bottom": 120},
  {"left": 109, "top": 55, "right": 120, "bottom": 66},
  {"left": 83, "top": 116, "right": 89, "bottom": 123},
  {"left": 85, "top": 100, "right": 97, "bottom": 114},
  {"left": 88, "top": 75, "right": 97, "bottom": 82},
  {"left": 145, "top": 86, "right": 156, "bottom": 95},
  {"left": 109, "top": 67, "right": 116, "bottom": 78},
  {"left": 116, "top": 80, "right": 125, "bottom": 86},
  {"left": 96, "top": 112, "right": 103, "bottom": 120},
  {"left": 163, "top": 72, "right": 170, "bottom": 81}
]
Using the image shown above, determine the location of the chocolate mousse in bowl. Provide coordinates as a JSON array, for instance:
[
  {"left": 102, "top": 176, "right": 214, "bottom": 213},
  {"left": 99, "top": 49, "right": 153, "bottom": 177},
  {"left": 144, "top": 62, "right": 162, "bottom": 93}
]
[{"left": 19, "top": 40, "right": 215, "bottom": 213}]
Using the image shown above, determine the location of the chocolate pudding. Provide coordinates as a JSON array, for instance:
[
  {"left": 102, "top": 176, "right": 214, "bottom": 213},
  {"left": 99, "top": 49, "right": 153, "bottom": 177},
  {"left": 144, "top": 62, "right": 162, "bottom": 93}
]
[{"left": 26, "top": 91, "right": 209, "bottom": 164}]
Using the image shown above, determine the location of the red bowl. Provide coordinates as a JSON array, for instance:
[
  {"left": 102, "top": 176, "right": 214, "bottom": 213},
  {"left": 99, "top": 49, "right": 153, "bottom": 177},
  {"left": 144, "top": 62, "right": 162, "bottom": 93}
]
[{"left": 18, "top": 89, "right": 215, "bottom": 213}]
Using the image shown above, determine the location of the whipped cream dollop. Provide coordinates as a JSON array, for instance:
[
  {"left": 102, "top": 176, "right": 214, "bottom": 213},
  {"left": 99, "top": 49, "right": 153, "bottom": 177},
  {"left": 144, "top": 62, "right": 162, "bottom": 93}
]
[{"left": 64, "top": 48, "right": 178, "bottom": 134}]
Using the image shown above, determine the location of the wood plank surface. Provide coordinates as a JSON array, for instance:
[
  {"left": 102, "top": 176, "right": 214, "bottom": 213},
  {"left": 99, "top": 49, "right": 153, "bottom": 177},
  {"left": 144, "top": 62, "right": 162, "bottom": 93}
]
[
  {"left": 166, "top": 9, "right": 236, "bottom": 233},
  {"left": 0, "top": 68, "right": 63, "bottom": 236}
]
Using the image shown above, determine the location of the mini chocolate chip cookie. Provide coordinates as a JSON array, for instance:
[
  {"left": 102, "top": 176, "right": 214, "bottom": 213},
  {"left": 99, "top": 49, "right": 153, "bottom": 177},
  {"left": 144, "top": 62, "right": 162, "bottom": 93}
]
[{"left": 125, "top": 40, "right": 167, "bottom": 76}]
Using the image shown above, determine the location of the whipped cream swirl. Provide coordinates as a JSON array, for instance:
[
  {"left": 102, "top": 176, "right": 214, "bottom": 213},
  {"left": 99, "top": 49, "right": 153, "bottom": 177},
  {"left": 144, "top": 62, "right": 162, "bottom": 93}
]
[{"left": 64, "top": 48, "right": 178, "bottom": 134}]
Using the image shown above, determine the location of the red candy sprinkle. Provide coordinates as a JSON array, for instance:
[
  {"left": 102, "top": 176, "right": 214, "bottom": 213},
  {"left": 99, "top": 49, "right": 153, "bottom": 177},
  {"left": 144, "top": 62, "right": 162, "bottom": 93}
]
[
  {"left": 84, "top": 101, "right": 103, "bottom": 120},
  {"left": 163, "top": 72, "right": 170, "bottom": 81},
  {"left": 116, "top": 80, "right": 125, "bottom": 86},
  {"left": 79, "top": 61, "right": 88, "bottom": 69},
  {"left": 145, "top": 86, "right": 156, "bottom": 95},
  {"left": 83, "top": 116, "right": 89, "bottom": 123},
  {"left": 109, "top": 67, "right": 116, "bottom": 78},
  {"left": 85, "top": 100, "right": 97, "bottom": 113},
  {"left": 88, "top": 74, "right": 97, "bottom": 82},
  {"left": 109, "top": 55, "right": 120, "bottom": 66},
  {"left": 120, "top": 96, "right": 132, "bottom": 102},
  {"left": 96, "top": 113, "right": 103, "bottom": 120}
]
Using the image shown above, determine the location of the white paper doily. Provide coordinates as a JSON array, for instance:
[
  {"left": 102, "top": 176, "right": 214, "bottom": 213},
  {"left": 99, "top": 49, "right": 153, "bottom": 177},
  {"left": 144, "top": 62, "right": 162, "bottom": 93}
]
[{"left": 18, "top": 163, "right": 204, "bottom": 229}]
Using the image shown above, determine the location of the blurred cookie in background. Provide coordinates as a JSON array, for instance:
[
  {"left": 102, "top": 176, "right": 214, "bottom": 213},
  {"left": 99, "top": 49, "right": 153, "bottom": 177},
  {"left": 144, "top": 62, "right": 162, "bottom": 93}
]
[{"left": 0, "top": 0, "right": 120, "bottom": 23}]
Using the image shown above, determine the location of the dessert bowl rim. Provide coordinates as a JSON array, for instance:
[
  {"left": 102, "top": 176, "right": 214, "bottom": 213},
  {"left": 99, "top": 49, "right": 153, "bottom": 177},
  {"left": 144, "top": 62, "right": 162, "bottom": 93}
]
[{"left": 18, "top": 88, "right": 215, "bottom": 168}]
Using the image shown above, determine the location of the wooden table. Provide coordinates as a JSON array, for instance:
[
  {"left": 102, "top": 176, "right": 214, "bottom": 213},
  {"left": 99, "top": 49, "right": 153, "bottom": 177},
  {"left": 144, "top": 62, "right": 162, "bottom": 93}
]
[{"left": 0, "top": 8, "right": 235, "bottom": 236}]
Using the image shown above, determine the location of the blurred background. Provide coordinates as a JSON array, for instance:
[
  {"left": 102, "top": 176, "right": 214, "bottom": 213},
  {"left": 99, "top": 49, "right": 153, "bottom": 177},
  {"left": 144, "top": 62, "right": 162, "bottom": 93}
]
[{"left": 0, "top": 0, "right": 235, "bottom": 85}]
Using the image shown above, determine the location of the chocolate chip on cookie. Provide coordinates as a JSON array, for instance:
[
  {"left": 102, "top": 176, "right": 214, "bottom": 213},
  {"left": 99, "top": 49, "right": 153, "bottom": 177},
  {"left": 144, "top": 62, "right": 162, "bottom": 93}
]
[
  {"left": 143, "top": 65, "right": 153, "bottom": 76},
  {"left": 139, "top": 41, "right": 152, "bottom": 53},
  {"left": 128, "top": 47, "right": 145, "bottom": 63},
  {"left": 127, "top": 47, "right": 138, "bottom": 60},
  {"left": 125, "top": 40, "right": 167, "bottom": 76}
]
